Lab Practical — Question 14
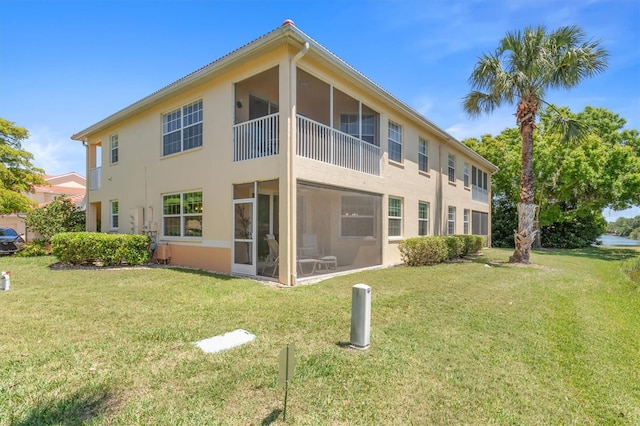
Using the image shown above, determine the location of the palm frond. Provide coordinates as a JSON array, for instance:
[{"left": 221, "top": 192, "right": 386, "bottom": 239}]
[
  {"left": 546, "top": 113, "right": 589, "bottom": 144},
  {"left": 463, "top": 91, "right": 503, "bottom": 117}
]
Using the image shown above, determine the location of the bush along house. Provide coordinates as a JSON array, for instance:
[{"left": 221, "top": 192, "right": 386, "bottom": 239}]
[{"left": 72, "top": 20, "right": 497, "bottom": 285}]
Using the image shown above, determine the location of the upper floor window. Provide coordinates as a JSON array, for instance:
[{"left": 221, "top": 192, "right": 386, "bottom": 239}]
[
  {"left": 110, "top": 200, "right": 119, "bottom": 229},
  {"left": 163, "top": 190, "right": 203, "bottom": 237},
  {"left": 418, "top": 137, "right": 429, "bottom": 173},
  {"left": 418, "top": 201, "right": 429, "bottom": 236},
  {"left": 162, "top": 100, "right": 203, "bottom": 156},
  {"left": 388, "top": 196, "right": 403, "bottom": 238},
  {"left": 110, "top": 134, "right": 119, "bottom": 164},
  {"left": 464, "top": 162, "right": 470, "bottom": 187},
  {"left": 388, "top": 121, "right": 402, "bottom": 163},
  {"left": 340, "top": 114, "right": 376, "bottom": 145},
  {"left": 448, "top": 154, "right": 456, "bottom": 183}
]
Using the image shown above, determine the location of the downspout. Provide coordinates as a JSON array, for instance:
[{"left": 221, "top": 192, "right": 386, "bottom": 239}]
[
  {"left": 288, "top": 41, "right": 309, "bottom": 285},
  {"left": 437, "top": 138, "right": 452, "bottom": 235}
]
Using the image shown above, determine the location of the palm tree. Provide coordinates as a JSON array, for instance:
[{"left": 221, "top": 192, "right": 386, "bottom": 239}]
[{"left": 463, "top": 25, "right": 608, "bottom": 263}]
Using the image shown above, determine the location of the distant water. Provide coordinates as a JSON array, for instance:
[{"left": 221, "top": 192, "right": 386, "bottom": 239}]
[{"left": 598, "top": 235, "right": 640, "bottom": 246}]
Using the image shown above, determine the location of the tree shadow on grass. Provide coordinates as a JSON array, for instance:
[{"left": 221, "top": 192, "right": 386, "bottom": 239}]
[
  {"left": 15, "top": 384, "right": 117, "bottom": 426},
  {"left": 165, "top": 267, "right": 237, "bottom": 281},
  {"left": 261, "top": 408, "right": 282, "bottom": 425},
  {"left": 534, "top": 246, "right": 639, "bottom": 262}
]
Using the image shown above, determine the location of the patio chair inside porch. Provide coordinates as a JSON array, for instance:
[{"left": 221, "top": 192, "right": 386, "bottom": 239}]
[{"left": 298, "top": 233, "right": 338, "bottom": 273}]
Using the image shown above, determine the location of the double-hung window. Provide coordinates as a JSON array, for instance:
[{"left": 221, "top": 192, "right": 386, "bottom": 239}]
[
  {"left": 110, "top": 200, "right": 119, "bottom": 229},
  {"left": 388, "top": 197, "right": 402, "bottom": 237},
  {"left": 448, "top": 154, "right": 456, "bottom": 183},
  {"left": 110, "top": 134, "right": 119, "bottom": 164},
  {"left": 447, "top": 206, "right": 456, "bottom": 235},
  {"left": 418, "top": 201, "right": 429, "bottom": 236},
  {"left": 388, "top": 121, "right": 402, "bottom": 163},
  {"left": 163, "top": 191, "right": 203, "bottom": 237},
  {"left": 464, "top": 162, "right": 470, "bottom": 187},
  {"left": 162, "top": 100, "right": 203, "bottom": 156},
  {"left": 464, "top": 209, "right": 470, "bottom": 234},
  {"left": 418, "top": 137, "right": 429, "bottom": 173}
]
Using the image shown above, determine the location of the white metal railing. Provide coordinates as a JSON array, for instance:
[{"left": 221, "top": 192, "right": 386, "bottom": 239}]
[
  {"left": 296, "top": 115, "right": 381, "bottom": 176},
  {"left": 89, "top": 166, "right": 101, "bottom": 191},
  {"left": 233, "top": 113, "right": 279, "bottom": 162},
  {"left": 472, "top": 185, "right": 489, "bottom": 203}
]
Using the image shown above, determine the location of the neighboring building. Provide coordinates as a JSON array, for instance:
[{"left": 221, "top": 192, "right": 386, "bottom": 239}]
[
  {"left": 0, "top": 172, "right": 86, "bottom": 241},
  {"left": 71, "top": 21, "right": 497, "bottom": 285}
]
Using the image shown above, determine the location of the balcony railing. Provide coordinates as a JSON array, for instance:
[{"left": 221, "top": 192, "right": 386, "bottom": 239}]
[
  {"left": 472, "top": 185, "right": 489, "bottom": 203},
  {"left": 297, "top": 115, "right": 381, "bottom": 176},
  {"left": 233, "top": 113, "right": 279, "bottom": 162},
  {"left": 89, "top": 166, "right": 101, "bottom": 191}
]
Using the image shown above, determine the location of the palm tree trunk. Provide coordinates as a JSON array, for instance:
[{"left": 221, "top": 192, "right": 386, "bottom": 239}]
[{"left": 510, "top": 98, "right": 538, "bottom": 263}]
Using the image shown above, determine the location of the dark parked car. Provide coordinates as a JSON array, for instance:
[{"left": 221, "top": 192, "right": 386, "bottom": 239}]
[{"left": 0, "top": 227, "right": 24, "bottom": 255}]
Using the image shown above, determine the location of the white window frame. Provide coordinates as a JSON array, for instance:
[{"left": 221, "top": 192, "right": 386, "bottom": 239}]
[
  {"left": 388, "top": 196, "right": 403, "bottom": 238},
  {"left": 447, "top": 206, "right": 456, "bottom": 235},
  {"left": 418, "top": 137, "right": 429, "bottom": 173},
  {"left": 110, "top": 200, "right": 119, "bottom": 229},
  {"left": 418, "top": 201, "right": 429, "bottom": 236},
  {"left": 340, "top": 114, "right": 376, "bottom": 145},
  {"left": 110, "top": 134, "right": 119, "bottom": 164},
  {"left": 162, "top": 99, "right": 203, "bottom": 156},
  {"left": 340, "top": 195, "right": 376, "bottom": 238},
  {"left": 464, "top": 162, "right": 470, "bottom": 187},
  {"left": 162, "top": 190, "right": 203, "bottom": 238},
  {"left": 388, "top": 120, "right": 402, "bottom": 163},
  {"left": 448, "top": 154, "right": 456, "bottom": 183},
  {"left": 464, "top": 209, "right": 470, "bottom": 234}
]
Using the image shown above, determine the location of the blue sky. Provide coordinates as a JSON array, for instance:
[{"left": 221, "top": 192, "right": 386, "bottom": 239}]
[{"left": 1, "top": 0, "right": 639, "bottom": 220}]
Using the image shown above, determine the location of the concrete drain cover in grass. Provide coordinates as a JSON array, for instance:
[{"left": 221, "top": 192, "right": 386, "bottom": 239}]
[{"left": 195, "top": 329, "right": 256, "bottom": 353}]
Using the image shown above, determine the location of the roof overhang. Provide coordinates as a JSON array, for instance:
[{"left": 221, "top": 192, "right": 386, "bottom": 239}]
[{"left": 71, "top": 22, "right": 497, "bottom": 173}]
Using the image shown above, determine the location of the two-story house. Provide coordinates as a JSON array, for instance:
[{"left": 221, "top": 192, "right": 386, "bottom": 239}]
[{"left": 72, "top": 20, "right": 497, "bottom": 285}]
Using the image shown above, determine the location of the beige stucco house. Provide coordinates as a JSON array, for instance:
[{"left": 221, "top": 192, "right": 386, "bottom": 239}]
[{"left": 72, "top": 21, "right": 497, "bottom": 285}]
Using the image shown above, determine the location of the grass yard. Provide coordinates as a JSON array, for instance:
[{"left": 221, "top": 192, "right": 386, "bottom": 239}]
[{"left": 1, "top": 247, "right": 639, "bottom": 425}]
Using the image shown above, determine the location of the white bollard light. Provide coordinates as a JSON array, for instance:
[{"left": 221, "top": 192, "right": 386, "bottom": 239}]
[
  {"left": 350, "top": 283, "right": 371, "bottom": 349},
  {"left": 1, "top": 271, "right": 10, "bottom": 291}
]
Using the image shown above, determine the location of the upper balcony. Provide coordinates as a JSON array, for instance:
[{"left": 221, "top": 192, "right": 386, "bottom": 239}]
[
  {"left": 472, "top": 185, "right": 489, "bottom": 203},
  {"left": 297, "top": 115, "right": 380, "bottom": 176},
  {"left": 233, "top": 67, "right": 381, "bottom": 176},
  {"left": 89, "top": 166, "right": 101, "bottom": 191}
]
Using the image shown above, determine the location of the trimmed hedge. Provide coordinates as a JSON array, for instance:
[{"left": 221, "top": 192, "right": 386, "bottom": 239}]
[
  {"left": 51, "top": 232, "right": 151, "bottom": 266},
  {"left": 399, "top": 235, "right": 486, "bottom": 267}
]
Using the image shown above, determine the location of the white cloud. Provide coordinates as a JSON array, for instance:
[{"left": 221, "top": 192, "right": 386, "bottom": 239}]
[
  {"left": 445, "top": 111, "right": 517, "bottom": 140},
  {"left": 413, "top": 96, "right": 434, "bottom": 117},
  {"left": 22, "top": 126, "right": 85, "bottom": 177}
]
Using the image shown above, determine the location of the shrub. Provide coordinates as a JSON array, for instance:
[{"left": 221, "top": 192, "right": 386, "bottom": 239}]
[
  {"left": 399, "top": 235, "right": 486, "bottom": 267},
  {"left": 51, "top": 232, "right": 151, "bottom": 266},
  {"left": 541, "top": 214, "right": 606, "bottom": 249},
  {"left": 399, "top": 236, "right": 449, "bottom": 266},
  {"left": 25, "top": 196, "right": 85, "bottom": 244},
  {"left": 446, "top": 235, "right": 466, "bottom": 259},
  {"left": 14, "top": 239, "right": 49, "bottom": 257}
]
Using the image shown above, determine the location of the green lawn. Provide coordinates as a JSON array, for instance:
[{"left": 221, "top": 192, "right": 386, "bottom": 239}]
[{"left": 1, "top": 247, "right": 639, "bottom": 425}]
